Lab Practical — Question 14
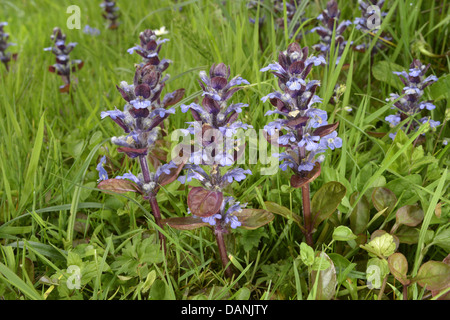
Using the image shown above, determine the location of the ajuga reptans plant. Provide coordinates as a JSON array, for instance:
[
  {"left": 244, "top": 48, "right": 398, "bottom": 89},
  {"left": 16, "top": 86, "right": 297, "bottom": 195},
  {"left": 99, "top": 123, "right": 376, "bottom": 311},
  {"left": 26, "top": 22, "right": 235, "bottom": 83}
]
[
  {"left": 310, "top": 0, "right": 352, "bottom": 64},
  {"left": 101, "top": 0, "right": 120, "bottom": 30},
  {"left": 261, "top": 42, "right": 344, "bottom": 246},
  {"left": 353, "top": 0, "right": 392, "bottom": 55},
  {"left": 384, "top": 59, "right": 440, "bottom": 141},
  {"left": 163, "top": 63, "right": 274, "bottom": 277},
  {"left": 0, "top": 22, "right": 17, "bottom": 71},
  {"left": 97, "top": 29, "right": 185, "bottom": 252},
  {"left": 44, "top": 27, "right": 84, "bottom": 93}
]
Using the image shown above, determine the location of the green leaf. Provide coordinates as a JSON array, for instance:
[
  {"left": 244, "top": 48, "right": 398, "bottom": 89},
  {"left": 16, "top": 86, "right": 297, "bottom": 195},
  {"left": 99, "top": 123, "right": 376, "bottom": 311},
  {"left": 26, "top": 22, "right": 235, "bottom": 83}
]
[
  {"left": 311, "top": 252, "right": 337, "bottom": 300},
  {"left": 372, "top": 60, "right": 404, "bottom": 90},
  {"left": 360, "top": 233, "right": 396, "bottom": 258},
  {"left": 433, "top": 226, "right": 450, "bottom": 252},
  {"left": 372, "top": 187, "right": 397, "bottom": 215},
  {"left": 385, "top": 174, "right": 422, "bottom": 206},
  {"left": 366, "top": 258, "right": 389, "bottom": 289},
  {"left": 332, "top": 226, "right": 357, "bottom": 241},
  {"left": 311, "top": 181, "right": 347, "bottom": 228},
  {"left": 299, "top": 242, "right": 315, "bottom": 267},
  {"left": 264, "top": 201, "right": 302, "bottom": 225},
  {"left": 234, "top": 209, "right": 274, "bottom": 230},
  {"left": 349, "top": 192, "right": 370, "bottom": 234},
  {"left": 388, "top": 253, "right": 409, "bottom": 285},
  {"left": 428, "top": 73, "right": 450, "bottom": 101},
  {"left": 416, "top": 261, "right": 450, "bottom": 291}
]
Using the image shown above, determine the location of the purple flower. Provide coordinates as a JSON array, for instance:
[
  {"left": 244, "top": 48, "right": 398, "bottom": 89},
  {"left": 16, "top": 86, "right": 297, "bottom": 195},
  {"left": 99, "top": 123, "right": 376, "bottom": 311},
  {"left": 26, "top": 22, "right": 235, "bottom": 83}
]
[
  {"left": 319, "top": 131, "right": 342, "bottom": 150},
  {"left": 83, "top": 25, "right": 101, "bottom": 36},
  {"left": 221, "top": 168, "right": 252, "bottom": 186},
  {"left": 116, "top": 172, "right": 141, "bottom": 185},
  {"left": 96, "top": 156, "right": 109, "bottom": 182},
  {"left": 298, "top": 133, "right": 321, "bottom": 151},
  {"left": 385, "top": 114, "right": 401, "bottom": 127}
]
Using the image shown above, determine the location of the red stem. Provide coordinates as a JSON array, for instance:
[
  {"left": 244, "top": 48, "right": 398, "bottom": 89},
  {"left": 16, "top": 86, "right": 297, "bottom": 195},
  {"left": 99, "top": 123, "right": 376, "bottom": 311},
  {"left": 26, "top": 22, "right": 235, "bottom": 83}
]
[
  {"left": 302, "top": 183, "right": 313, "bottom": 247},
  {"left": 215, "top": 223, "right": 233, "bottom": 278},
  {"left": 139, "top": 155, "right": 166, "bottom": 252}
]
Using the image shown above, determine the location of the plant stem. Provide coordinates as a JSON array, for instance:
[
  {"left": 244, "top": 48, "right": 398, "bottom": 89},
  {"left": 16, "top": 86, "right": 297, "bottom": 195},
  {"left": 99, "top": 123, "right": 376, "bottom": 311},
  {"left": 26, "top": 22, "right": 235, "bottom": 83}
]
[
  {"left": 377, "top": 275, "right": 388, "bottom": 300},
  {"left": 149, "top": 193, "right": 166, "bottom": 253},
  {"left": 215, "top": 223, "right": 233, "bottom": 278},
  {"left": 301, "top": 183, "right": 313, "bottom": 247},
  {"left": 139, "top": 155, "right": 166, "bottom": 252},
  {"left": 402, "top": 284, "right": 409, "bottom": 300},
  {"left": 139, "top": 155, "right": 151, "bottom": 184}
]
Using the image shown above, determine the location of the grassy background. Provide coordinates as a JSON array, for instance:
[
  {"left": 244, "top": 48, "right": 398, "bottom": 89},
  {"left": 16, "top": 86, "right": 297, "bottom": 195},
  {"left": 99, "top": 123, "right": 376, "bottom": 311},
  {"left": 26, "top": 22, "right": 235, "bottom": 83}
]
[{"left": 0, "top": 0, "right": 448, "bottom": 300}]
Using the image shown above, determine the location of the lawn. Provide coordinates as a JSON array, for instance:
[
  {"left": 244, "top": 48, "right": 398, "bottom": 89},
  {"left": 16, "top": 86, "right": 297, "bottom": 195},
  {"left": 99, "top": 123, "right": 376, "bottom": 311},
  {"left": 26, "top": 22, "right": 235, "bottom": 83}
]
[{"left": 0, "top": 0, "right": 449, "bottom": 301}]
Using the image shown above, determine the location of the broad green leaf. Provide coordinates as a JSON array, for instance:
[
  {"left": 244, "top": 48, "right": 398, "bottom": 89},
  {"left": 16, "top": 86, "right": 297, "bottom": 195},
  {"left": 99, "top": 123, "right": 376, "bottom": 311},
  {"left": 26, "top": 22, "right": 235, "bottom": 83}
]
[
  {"left": 264, "top": 201, "right": 302, "bottom": 224},
  {"left": 142, "top": 270, "right": 157, "bottom": 294},
  {"left": 299, "top": 242, "right": 315, "bottom": 267},
  {"left": 332, "top": 226, "right": 357, "bottom": 241},
  {"left": 234, "top": 209, "right": 274, "bottom": 230},
  {"left": 433, "top": 226, "right": 450, "bottom": 252},
  {"left": 372, "top": 60, "right": 404, "bottom": 90},
  {"left": 311, "top": 252, "right": 337, "bottom": 300},
  {"left": 360, "top": 233, "right": 396, "bottom": 258},
  {"left": 311, "top": 181, "right": 347, "bottom": 228},
  {"left": 372, "top": 187, "right": 397, "bottom": 215},
  {"left": 416, "top": 261, "right": 450, "bottom": 291},
  {"left": 350, "top": 192, "right": 370, "bottom": 234},
  {"left": 388, "top": 253, "right": 409, "bottom": 285},
  {"left": 428, "top": 73, "right": 450, "bottom": 101},
  {"left": 366, "top": 258, "right": 389, "bottom": 289}
]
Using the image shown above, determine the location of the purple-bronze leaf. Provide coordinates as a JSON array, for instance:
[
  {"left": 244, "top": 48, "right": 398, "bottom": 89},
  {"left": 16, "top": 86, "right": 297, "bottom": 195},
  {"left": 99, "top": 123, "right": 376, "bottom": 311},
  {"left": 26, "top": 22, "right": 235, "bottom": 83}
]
[
  {"left": 162, "top": 216, "right": 209, "bottom": 230},
  {"left": 98, "top": 178, "right": 142, "bottom": 194},
  {"left": 158, "top": 161, "right": 186, "bottom": 188},
  {"left": 388, "top": 253, "right": 409, "bottom": 285},
  {"left": 117, "top": 147, "right": 148, "bottom": 158},
  {"left": 187, "top": 187, "right": 223, "bottom": 217},
  {"left": 291, "top": 162, "right": 322, "bottom": 188},
  {"left": 313, "top": 122, "right": 339, "bottom": 138},
  {"left": 162, "top": 88, "right": 185, "bottom": 108}
]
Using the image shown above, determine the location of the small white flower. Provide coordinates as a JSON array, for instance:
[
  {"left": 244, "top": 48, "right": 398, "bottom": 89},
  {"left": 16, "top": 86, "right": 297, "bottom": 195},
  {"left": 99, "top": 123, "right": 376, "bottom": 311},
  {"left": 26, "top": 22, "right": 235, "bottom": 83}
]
[{"left": 155, "top": 26, "right": 169, "bottom": 36}]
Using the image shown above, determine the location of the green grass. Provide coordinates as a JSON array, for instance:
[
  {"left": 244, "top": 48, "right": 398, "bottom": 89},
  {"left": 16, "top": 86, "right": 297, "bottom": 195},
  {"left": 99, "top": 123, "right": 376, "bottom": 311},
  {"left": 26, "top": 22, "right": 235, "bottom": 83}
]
[{"left": 0, "top": 0, "right": 448, "bottom": 301}]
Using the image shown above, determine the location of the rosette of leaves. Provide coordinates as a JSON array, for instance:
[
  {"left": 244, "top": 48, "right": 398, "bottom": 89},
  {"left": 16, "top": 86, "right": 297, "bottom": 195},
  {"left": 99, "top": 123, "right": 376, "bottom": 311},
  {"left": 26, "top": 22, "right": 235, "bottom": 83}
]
[
  {"left": 163, "top": 64, "right": 274, "bottom": 278},
  {"left": 0, "top": 22, "right": 17, "bottom": 71},
  {"left": 100, "top": 0, "right": 120, "bottom": 30},
  {"left": 384, "top": 59, "right": 440, "bottom": 141},
  {"left": 98, "top": 58, "right": 185, "bottom": 251},
  {"left": 353, "top": 0, "right": 392, "bottom": 55},
  {"left": 44, "top": 27, "right": 84, "bottom": 93},
  {"left": 261, "top": 42, "right": 346, "bottom": 246},
  {"left": 310, "top": 0, "right": 352, "bottom": 64}
]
